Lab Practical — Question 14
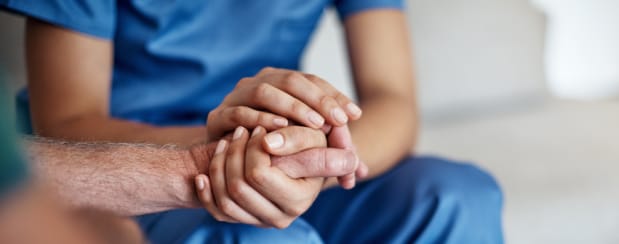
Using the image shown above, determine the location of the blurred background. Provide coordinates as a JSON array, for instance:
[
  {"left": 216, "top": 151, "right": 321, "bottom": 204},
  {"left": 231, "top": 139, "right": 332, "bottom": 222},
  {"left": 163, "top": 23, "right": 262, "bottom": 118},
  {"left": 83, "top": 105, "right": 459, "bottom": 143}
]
[{"left": 1, "top": 0, "right": 618, "bottom": 243}]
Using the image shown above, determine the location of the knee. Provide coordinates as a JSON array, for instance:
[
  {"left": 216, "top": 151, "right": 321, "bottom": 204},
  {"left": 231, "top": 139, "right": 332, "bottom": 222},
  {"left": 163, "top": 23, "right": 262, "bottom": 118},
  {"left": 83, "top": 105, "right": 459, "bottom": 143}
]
[{"left": 398, "top": 156, "right": 503, "bottom": 212}]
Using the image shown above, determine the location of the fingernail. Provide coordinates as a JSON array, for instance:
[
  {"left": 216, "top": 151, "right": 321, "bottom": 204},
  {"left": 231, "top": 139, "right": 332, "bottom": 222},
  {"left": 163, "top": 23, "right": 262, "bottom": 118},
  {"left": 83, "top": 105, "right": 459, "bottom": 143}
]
[
  {"left": 215, "top": 140, "right": 227, "bottom": 154},
  {"left": 332, "top": 107, "right": 348, "bottom": 124},
  {"left": 264, "top": 133, "right": 284, "bottom": 149},
  {"left": 321, "top": 124, "right": 333, "bottom": 134},
  {"left": 233, "top": 126, "right": 244, "bottom": 140},
  {"left": 346, "top": 103, "right": 362, "bottom": 116},
  {"left": 196, "top": 176, "right": 205, "bottom": 190},
  {"left": 308, "top": 111, "right": 324, "bottom": 127},
  {"left": 251, "top": 126, "right": 262, "bottom": 137},
  {"left": 273, "top": 118, "right": 288, "bottom": 127}
]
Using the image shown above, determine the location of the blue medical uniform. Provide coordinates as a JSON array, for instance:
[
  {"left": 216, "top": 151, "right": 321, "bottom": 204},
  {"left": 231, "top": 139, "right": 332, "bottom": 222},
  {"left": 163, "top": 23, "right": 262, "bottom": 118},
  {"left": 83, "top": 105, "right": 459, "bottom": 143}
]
[{"left": 1, "top": 1, "right": 504, "bottom": 243}]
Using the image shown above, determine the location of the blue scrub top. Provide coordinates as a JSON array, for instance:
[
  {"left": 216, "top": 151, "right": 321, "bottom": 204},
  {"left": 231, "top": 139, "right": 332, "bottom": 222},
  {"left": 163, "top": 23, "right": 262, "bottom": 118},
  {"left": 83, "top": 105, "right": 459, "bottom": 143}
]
[{"left": 2, "top": 0, "right": 403, "bottom": 126}]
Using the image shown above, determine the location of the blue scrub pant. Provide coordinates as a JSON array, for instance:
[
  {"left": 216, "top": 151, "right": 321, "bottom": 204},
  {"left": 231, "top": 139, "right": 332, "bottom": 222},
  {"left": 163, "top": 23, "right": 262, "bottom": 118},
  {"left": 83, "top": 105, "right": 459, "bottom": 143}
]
[{"left": 137, "top": 156, "right": 504, "bottom": 244}]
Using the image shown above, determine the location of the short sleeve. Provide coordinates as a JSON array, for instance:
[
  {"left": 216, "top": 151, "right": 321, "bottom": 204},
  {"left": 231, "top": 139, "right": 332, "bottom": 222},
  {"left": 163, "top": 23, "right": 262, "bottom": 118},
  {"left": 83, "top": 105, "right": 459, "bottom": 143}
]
[
  {"left": 333, "top": 0, "right": 404, "bottom": 20},
  {"left": 0, "top": 0, "right": 116, "bottom": 39}
]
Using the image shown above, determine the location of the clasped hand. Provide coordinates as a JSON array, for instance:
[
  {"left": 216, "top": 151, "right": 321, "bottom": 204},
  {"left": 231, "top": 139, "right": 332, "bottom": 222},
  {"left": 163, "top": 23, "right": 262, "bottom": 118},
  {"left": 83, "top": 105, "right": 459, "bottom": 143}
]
[{"left": 194, "top": 67, "right": 367, "bottom": 228}]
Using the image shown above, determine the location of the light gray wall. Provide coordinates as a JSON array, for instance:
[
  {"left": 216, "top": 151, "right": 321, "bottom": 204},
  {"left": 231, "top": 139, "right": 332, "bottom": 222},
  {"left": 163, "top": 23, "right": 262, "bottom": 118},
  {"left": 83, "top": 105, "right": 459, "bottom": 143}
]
[
  {"left": 0, "top": 11, "right": 26, "bottom": 118},
  {"left": 304, "top": 0, "right": 547, "bottom": 120},
  {"left": 0, "top": 11, "right": 26, "bottom": 94}
]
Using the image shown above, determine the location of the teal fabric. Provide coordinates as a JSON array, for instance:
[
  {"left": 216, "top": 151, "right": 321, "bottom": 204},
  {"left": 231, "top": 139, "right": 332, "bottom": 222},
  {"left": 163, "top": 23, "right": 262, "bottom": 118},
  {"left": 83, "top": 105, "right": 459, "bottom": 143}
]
[{"left": 0, "top": 77, "right": 28, "bottom": 198}]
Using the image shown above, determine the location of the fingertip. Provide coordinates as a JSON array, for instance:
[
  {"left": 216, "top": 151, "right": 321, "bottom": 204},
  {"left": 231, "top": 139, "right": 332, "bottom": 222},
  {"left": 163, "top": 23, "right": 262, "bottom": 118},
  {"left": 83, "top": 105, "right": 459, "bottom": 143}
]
[
  {"left": 251, "top": 126, "right": 263, "bottom": 138},
  {"left": 338, "top": 174, "right": 356, "bottom": 190},
  {"left": 356, "top": 162, "right": 369, "bottom": 179},
  {"left": 233, "top": 126, "right": 246, "bottom": 140},
  {"left": 307, "top": 111, "right": 325, "bottom": 128},
  {"left": 321, "top": 124, "right": 332, "bottom": 134},
  {"left": 195, "top": 175, "right": 206, "bottom": 191},
  {"left": 264, "top": 132, "right": 284, "bottom": 150},
  {"left": 273, "top": 117, "right": 288, "bottom": 127},
  {"left": 331, "top": 107, "right": 348, "bottom": 125},
  {"left": 346, "top": 103, "right": 362, "bottom": 120}
]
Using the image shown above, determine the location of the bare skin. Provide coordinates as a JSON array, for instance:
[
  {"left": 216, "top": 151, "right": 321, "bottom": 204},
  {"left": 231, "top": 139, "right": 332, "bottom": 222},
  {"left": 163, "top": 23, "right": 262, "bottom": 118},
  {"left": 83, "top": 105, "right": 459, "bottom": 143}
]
[
  {"left": 24, "top": 9, "right": 417, "bottom": 227},
  {"left": 25, "top": 126, "right": 359, "bottom": 217},
  {"left": 0, "top": 184, "right": 145, "bottom": 244}
]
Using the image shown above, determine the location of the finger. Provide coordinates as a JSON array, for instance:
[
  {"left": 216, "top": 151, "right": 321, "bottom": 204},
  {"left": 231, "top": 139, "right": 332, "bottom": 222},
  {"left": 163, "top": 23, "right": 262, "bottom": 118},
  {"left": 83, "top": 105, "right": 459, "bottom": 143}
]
[
  {"left": 356, "top": 161, "right": 369, "bottom": 179},
  {"left": 272, "top": 148, "right": 359, "bottom": 179},
  {"left": 241, "top": 83, "right": 326, "bottom": 129},
  {"left": 271, "top": 72, "right": 349, "bottom": 126},
  {"left": 194, "top": 174, "right": 237, "bottom": 223},
  {"left": 337, "top": 173, "right": 356, "bottom": 190},
  {"left": 262, "top": 126, "right": 326, "bottom": 155},
  {"left": 225, "top": 126, "right": 290, "bottom": 228},
  {"left": 327, "top": 125, "right": 358, "bottom": 187},
  {"left": 303, "top": 73, "right": 362, "bottom": 120},
  {"left": 246, "top": 126, "right": 308, "bottom": 218},
  {"left": 327, "top": 125, "right": 355, "bottom": 150},
  {"left": 209, "top": 135, "right": 262, "bottom": 225},
  {"left": 209, "top": 106, "right": 288, "bottom": 138}
]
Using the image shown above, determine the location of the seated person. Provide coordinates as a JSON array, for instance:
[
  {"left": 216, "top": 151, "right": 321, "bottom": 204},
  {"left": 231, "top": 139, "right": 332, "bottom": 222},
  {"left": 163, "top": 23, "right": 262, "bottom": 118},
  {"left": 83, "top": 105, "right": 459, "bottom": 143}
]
[
  {"left": 1, "top": 0, "right": 504, "bottom": 243},
  {"left": 0, "top": 84, "right": 143, "bottom": 244}
]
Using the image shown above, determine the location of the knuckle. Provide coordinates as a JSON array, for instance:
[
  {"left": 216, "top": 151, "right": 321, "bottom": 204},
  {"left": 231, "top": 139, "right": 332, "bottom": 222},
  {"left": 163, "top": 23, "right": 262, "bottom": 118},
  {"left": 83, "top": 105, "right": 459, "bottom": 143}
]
[
  {"left": 324, "top": 156, "right": 341, "bottom": 173},
  {"left": 237, "top": 77, "right": 252, "bottom": 87},
  {"left": 284, "top": 72, "right": 303, "bottom": 83},
  {"left": 286, "top": 205, "right": 305, "bottom": 217},
  {"left": 252, "top": 83, "right": 271, "bottom": 103},
  {"left": 209, "top": 164, "right": 222, "bottom": 176},
  {"left": 247, "top": 168, "right": 268, "bottom": 187},
  {"left": 206, "top": 109, "right": 218, "bottom": 123},
  {"left": 218, "top": 200, "right": 235, "bottom": 215},
  {"left": 291, "top": 101, "right": 307, "bottom": 115},
  {"left": 335, "top": 93, "right": 350, "bottom": 103},
  {"left": 227, "top": 180, "right": 246, "bottom": 200},
  {"left": 318, "top": 94, "right": 333, "bottom": 108},
  {"left": 304, "top": 73, "right": 317, "bottom": 80},
  {"left": 230, "top": 107, "right": 245, "bottom": 122},
  {"left": 262, "top": 66, "right": 275, "bottom": 73},
  {"left": 272, "top": 218, "right": 293, "bottom": 229},
  {"left": 256, "top": 112, "right": 271, "bottom": 126},
  {"left": 212, "top": 214, "right": 226, "bottom": 222}
]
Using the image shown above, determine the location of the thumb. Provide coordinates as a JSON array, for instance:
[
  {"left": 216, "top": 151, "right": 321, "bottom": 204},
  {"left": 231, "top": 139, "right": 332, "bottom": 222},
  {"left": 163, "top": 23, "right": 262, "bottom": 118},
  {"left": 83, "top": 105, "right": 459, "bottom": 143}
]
[
  {"left": 272, "top": 148, "right": 359, "bottom": 178},
  {"left": 328, "top": 125, "right": 355, "bottom": 150}
]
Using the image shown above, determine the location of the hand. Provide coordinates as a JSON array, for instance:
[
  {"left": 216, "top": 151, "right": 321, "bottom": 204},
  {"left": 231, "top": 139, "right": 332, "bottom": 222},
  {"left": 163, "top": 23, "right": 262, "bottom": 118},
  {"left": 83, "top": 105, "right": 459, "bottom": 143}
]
[
  {"left": 187, "top": 126, "right": 362, "bottom": 192},
  {"left": 195, "top": 126, "right": 347, "bottom": 228},
  {"left": 262, "top": 125, "right": 368, "bottom": 189},
  {"left": 206, "top": 67, "right": 362, "bottom": 142}
]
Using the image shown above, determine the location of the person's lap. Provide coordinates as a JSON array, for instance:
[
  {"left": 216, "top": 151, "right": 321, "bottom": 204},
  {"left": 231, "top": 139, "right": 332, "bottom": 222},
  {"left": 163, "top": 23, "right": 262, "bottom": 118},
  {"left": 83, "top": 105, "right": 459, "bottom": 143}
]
[{"left": 137, "top": 156, "right": 503, "bottom": 244}]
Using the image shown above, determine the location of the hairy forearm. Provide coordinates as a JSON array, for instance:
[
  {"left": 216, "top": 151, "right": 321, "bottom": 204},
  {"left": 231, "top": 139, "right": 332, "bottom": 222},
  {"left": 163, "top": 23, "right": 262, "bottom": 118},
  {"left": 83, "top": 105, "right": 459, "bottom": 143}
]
[
  {"left": 25, "top": 137, "right": 213, "bottom": 216},
  {"left": 351, "top": 95, "right": 418, "bottom": 179},
  {"left": 37, "top": 116, "right": 206, "bottom": 147}
]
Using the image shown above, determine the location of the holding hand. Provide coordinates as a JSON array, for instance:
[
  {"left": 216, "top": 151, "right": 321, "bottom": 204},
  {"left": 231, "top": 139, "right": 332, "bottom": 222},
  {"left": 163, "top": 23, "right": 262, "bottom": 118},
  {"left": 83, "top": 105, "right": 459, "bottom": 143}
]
[
  {"left": 196, "top": 126, "right": 353, "bottom": 228},
  {"left": 206, "top": 67, "right": 362, "bottom": 143}
]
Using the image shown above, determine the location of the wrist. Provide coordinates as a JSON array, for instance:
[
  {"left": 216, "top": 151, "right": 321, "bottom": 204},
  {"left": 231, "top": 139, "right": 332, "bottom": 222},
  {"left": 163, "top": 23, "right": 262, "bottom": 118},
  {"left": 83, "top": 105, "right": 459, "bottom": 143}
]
[{"left": 173, "top": 143, "right": 215, "bottom": 208}]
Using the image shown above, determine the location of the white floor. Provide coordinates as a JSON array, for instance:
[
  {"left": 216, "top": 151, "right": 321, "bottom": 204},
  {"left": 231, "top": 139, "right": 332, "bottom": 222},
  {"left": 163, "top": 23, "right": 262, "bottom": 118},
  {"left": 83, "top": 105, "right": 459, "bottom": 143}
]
[{"left": 418, "top": 98, "right": 619, "bottom": 243}]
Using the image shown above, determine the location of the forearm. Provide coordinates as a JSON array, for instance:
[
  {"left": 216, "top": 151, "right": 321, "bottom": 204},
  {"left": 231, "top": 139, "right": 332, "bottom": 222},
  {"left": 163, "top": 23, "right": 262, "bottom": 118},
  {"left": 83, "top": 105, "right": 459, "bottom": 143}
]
[
  {"left": 351, "top": 95, "right": 418, "bottom": 179},
  {"left": 25, "top": 137, "right": 213, "bottom": 216},
  {"left": 37, "top": 116, "right": 206, "bottom": 146}
]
